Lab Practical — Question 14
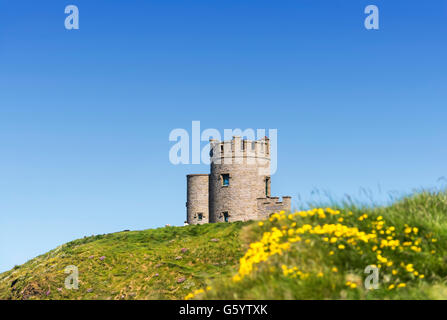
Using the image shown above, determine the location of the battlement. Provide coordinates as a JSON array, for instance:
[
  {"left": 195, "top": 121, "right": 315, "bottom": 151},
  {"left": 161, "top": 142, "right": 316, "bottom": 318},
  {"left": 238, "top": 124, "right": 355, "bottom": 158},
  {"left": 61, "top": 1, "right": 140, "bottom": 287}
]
[
  {"left": 209, "top": 136, "right": 270, "bottom": 164},
  {"left": 257, "top": 196, "right": 291, "bottom": 219}
]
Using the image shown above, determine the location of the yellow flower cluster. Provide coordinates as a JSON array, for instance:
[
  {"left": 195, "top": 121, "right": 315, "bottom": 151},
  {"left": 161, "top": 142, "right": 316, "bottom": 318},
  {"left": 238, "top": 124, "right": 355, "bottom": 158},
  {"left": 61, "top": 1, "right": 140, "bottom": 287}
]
[
  {"left": 270, "top": 208, "right": 340, "bottom": 222},
  {"left": 184, "top": 286, "right": 211, "bottom": 300},
  {"left": 232, "top": 208, "right": 436, "bottom": 291},
  {"left": 232, "top": 226, "right": 290, "bottom": 282},
  {"left": 281, "top": 265, "right": 309, "bottom": 279}
]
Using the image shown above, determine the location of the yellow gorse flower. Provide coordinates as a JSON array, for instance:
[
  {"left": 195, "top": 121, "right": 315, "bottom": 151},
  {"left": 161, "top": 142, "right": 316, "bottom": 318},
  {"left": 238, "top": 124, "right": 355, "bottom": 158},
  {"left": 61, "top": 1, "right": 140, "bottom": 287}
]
[
  {"left": 228, "top": 208, "right": 435, "bottom": 294},
  {"left": 184, "top": 286, "right": 212, "bottom": 300}
]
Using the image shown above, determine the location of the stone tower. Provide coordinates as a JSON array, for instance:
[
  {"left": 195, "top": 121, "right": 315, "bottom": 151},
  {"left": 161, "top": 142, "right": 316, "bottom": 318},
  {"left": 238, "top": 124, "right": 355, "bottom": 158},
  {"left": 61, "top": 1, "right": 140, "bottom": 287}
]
[
  {"left": 186, "top": 174, "right": 209, "bottom": 224},
  {"left": 186, "top": 136, "right": 291, "bottom": 224},
  {"left": 209, "top": 136, "right": 270, "bottom": 223}
]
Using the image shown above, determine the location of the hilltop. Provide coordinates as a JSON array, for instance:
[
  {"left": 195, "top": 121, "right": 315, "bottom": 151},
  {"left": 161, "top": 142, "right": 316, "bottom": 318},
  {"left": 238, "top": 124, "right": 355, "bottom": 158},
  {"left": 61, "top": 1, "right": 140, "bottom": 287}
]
[
  {"left": 1, "top": 191, "right": 447, "bottom": 300},
  {"left": 0, "top": 222, "right": 248, "bottom": 299}
]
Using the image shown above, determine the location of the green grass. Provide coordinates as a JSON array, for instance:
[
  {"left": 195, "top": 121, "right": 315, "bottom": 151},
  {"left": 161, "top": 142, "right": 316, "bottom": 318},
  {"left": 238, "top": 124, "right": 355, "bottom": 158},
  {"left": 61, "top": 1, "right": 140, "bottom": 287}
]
[
  {"left": 0, "top": 222, "right": 249, "bottom": 300},
  {"left": 1, "top": 190, "right": 446, "bottom": 300},
  {"left": 200, "top": 190, "right": 447, "bottom": 300}
]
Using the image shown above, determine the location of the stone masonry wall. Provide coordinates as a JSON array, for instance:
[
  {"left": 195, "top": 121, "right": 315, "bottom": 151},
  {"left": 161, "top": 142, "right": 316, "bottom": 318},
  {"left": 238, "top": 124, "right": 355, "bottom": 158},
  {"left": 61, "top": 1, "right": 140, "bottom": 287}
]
[
  {"left": 186, "top": 174, "right": 209, "bottom": 224},
  {"left": 187, "top": 136, "right": 291, "bottom": 224},
  {"left": 257, "top": 196, "right": 292, "bottom": 220},
  {"left": 209, "top": 136, "right": 270, "bottom": 223}
]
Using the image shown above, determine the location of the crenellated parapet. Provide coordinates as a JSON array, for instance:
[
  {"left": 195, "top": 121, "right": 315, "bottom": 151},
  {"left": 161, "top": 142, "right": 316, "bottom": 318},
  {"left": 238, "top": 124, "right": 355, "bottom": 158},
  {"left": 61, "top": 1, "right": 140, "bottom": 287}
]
[
  {"left": 209, "top": 136, "right": 270, "bottom": 165},
  {"left": 256, "top": 196, "right": 292, "bottom": 220}
]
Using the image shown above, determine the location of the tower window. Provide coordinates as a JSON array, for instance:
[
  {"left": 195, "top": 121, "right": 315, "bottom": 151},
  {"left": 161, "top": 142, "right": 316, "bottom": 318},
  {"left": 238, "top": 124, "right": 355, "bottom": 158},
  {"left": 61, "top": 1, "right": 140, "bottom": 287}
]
[
  {"left": 223, "top": 212, "right": 229, "bottom": 222},
  {"left": 251, "top": 142, "right": 256, "bottom": 150},
  {"left": 265, "top": 177, "right": 270, "bottom": 197},
  {"left": 222, "top": 174, "right": 230, "bottom": 186},
  {"left": 198, "top": 213, "right": 203, "bottom": 221}
]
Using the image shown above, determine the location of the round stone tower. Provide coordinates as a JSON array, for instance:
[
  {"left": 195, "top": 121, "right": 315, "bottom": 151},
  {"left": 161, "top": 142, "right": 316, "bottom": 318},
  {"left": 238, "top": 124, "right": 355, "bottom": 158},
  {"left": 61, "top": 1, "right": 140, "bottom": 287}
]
[
  {"left": 186, "top": 174, "right": 209, "bottom": 224},
  {"left": 208, "top": 136, "right": 271, "bottom": 223}
]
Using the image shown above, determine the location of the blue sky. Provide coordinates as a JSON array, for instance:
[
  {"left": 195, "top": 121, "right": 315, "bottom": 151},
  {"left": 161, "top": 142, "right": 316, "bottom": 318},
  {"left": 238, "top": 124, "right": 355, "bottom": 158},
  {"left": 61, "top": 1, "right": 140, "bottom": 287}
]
[{"left": 0, "top": 0, "right": 446, "bottom": 272}]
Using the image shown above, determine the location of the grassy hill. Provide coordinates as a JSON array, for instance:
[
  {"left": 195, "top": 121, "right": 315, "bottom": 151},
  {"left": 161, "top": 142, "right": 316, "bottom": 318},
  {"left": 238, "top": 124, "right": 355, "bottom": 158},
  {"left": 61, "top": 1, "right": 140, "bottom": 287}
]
[
  {"left": 0, "top": 222, "right": 248, "bottom": 300},
  {"left": 1, "top": 191, "right": 447, "bottom": 300}
]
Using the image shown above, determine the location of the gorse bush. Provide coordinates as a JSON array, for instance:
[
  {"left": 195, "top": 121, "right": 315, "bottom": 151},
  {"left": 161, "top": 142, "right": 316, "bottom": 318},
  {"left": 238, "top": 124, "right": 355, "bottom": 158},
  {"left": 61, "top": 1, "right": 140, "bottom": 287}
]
[{"left": 191, "top": 191, "right": 447, "bottom": 300}]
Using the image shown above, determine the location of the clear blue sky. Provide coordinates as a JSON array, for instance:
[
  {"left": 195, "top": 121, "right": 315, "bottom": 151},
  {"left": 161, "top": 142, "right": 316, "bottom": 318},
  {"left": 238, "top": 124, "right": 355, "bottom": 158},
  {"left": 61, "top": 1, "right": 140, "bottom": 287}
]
[{"left": 1, "top": 0, "right": 446, "bottom": 272}]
